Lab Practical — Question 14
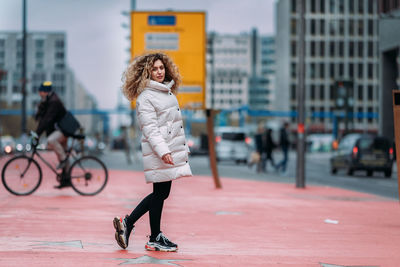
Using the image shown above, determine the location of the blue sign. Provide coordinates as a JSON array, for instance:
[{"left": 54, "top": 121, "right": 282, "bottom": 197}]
[{"left": 148, "top": 15, "right": 176, "bottom": 26}]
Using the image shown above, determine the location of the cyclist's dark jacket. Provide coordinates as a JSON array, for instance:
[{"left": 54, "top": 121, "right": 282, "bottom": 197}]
[{"left": 35, "top": 92, "right": 67, "bottom": 136}]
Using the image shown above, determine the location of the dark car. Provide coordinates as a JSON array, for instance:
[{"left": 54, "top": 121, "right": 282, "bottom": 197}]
[{"left": 330, "top": 134, "right": 394, "bottom": 177}]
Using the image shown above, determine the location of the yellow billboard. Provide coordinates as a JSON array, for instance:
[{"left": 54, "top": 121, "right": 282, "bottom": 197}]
[{"left": 130, "top": 11, "right": 206, "bottom": 109}]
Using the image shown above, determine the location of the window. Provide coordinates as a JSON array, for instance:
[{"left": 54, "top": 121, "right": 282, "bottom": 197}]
[
  {"left": 291, "top": 41, "right": 297, "bottom": 56},
  {"left": 339, "top": 19, "right": 345, "bottom": 35},
  {"left": 368, "top": 107, "right": 373, "bottom": 123},
  {"left": 35, "top": 39, "right": 44, "bottom": 49},
  {"left": 358, "top": 20, "right": 364, "bottom": 35},
  {"left": 368, "top": 0, "right": 374, "bottom": 14},
  {"left": 311, "top": 20, "right": 316, "bottom": 35},
  {"left": 359, "top": 0, "right": 364, "bottom": 13},
  {"left": 330, "top": 63, "right": 335, "bottom": 78},
  {"left": 310, "top": 63, "right": 316, "bottom": 79},
  {"left": 55, "top": 63, "right": 65, "bottom": 69},
  {"left": 320, "top": 0, "right": 325, "bottom": 13},
  {"left": 358, "top": 63, "right": 363, "bottom": 78},
  {"left": 368, "top": 20, "right": 373, "bottom": 36},
  {"left": 368, "top": 85, "right": 373, "bottom": 100},
  {"left": 368, "top": 41, "right": 373, "bottom": 57},
  {"left": 320, "top": 19, "right": 325, "bottom": 35},
  {"left": 55, "top": 39, "right": 64, "bottom": 49},
  {"left": 320, "top": 41, "right": 325, "bottom": 56},
  {"left": 368, "top": 64, "right": 373, "bottom": 78},
  {"left": 358, "top": 107, "right": 363, "bottom": 122},
  {"left": 358, "top": 41, "right": 363, "bottom": 57},
  {"left": 349, "top": 0, "right": 355, "bottom": 13},
  {"left": 339, "top": 0, "right": 345, "bottom": 13},
  {"left": 55, "top": 52, "right": 64, "bottom": 59},
  {"left": 36, "top": 51, "right": 44, "bottom": 59},
  {"left": 310, "top": 85, "right": 316, "bottom": 100},
  {"left": 329, "top": 20, "right": 336, "bottom": 35},
  {"left": 339, "top": 41, "right": 344, "bottom": 57},
  {"left": 329, "top": 0, "right": 335, "bottom": 13},
  {"left": 311, "top": 0, "right": 316, "bottom": 13},
  {"left": 291, "top": 19, "right": 297, "bottom": 35},
  {"left": 358, "top": 85, "right": 363, "bottom": 100},
  {"left": 320, "top": 63, "right": 325, "bottom": 78},
  {"left": 291, "top": 63, "right": 297, "bottom": 78},
  {"left": 349, "top": 20, "right": 354, "bottom": 35},
  {"left": 0, "top": 39, "right": 5, "bottom": 48},
  {"left": 349, "top": 63, "right": 354, "bottom": 77},
  {"left": 339, "top": 63, "right": 344, "bottom": 76},
  {"left": 291, "top": 84, "right": 296, "bottom": 100},
  {"left": 330, "top": 85, "right": 335, "bottom": 100},
  {"left": 52, "top": 73, "right": 65, "bottom": 82},
  {"left": 349, "top": 41, "right": 354, "bottom": 57},
  {"left": 311, "top": 41, "right": 316, "bottom": 57},
  {"left": 291, "top": 0, "right": 297, "bottom": 13},
  {"left": 320, "top": 85, "right": 325, "bottom": 100},
  {"left": 329, "top": 41, "right": 335, "bottom": 57}
]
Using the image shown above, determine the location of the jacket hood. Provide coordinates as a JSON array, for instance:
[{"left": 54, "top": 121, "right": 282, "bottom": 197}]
[{"left": 146, "top": 80, "right": 175, "bottom": 92}]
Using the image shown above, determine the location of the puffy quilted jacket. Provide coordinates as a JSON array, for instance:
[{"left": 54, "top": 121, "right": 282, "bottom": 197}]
[{"left": 136, "top": 80, "right": 192, "bottom": 183}]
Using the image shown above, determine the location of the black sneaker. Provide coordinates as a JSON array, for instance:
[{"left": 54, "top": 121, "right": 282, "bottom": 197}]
[
  {"left": 113, "top": 215, "right": 134, "bottom": 249},
  {"left": 54, "top": 179, "right": 71, "bottom": 189},
  {"left": 145, "top": 232, "right": 178, "bottom": 252}
]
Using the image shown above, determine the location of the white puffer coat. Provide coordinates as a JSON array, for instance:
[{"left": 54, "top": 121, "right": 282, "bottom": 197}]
[{"left": 136, "top": 80, "right": 192, "bottom": 183}]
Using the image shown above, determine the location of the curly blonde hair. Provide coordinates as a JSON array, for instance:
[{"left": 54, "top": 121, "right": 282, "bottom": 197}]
[{"left": 122, "top": 52, "right": 181, "bottom": 101}]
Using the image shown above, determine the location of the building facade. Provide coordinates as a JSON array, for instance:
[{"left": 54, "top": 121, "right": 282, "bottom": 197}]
[
  {"left": 276, "top": 0, "right": 380, "bottom": 133},
  {"left": 378, "top": 0, "right": 400, "bottom": 140},
  {"left": 206, "top": 31, "right": 276, "bottom": 112},
  {"left": 0, "top": 31, "right": 75, "bottom": 111},
  {"left": 0, "top": 31, "right": 97, "bottom": 135}
]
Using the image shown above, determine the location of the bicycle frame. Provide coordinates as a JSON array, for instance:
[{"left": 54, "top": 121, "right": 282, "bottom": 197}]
[{"left": 27, "top": 137, "right": 82, "bottom": 176}]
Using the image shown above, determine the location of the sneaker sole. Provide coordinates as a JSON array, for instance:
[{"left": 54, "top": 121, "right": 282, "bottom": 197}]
[
  {"left": 113, "top": 217, "right": 127, "bottom": 249},
  {"left": 145, "top": 243, "right": 178, "bottom": 252}
]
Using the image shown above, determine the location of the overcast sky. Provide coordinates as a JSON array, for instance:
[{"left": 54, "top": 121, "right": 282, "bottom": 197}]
[{"left": 0, "top": 0, "right": 276, "bottom": 109}]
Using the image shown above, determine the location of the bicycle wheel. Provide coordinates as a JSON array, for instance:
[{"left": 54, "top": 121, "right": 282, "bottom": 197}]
[
  {"left": 68, "top": 156, "right": 108, "bottom": 196},
  {"left": 1, "top": 155, "right": 42, "bottom": 196}
]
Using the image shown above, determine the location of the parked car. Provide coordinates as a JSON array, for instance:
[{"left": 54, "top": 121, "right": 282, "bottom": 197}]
[
  {"left": 1, "top": 136, "right": 16, "bottom": 155},
  {"left": 214, "top": 127, "right": 251, "bottom": 164},
  {"left": 330, "top": 133, "right": 394, "bottom": 177},
  {"left": 307, "top": 133, "right": 334, "bottom": 152}
]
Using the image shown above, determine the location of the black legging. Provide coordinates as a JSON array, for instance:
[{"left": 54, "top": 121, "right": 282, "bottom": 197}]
[{"left": 126, "top": 181, "right": 172, "bottom": 238}]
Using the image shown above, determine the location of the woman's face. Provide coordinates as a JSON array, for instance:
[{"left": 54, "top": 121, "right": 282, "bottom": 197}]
[{"left": 151, "top": 59, "right": 165, "bottom": 83}]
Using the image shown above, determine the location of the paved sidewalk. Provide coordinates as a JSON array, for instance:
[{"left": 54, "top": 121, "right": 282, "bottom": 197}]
[{"left": 0, "top": 160, "right": 399, "bottom": 266}]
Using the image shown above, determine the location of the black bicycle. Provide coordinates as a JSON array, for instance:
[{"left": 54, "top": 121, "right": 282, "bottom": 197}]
[{"left": 1, "top": 132, "right": 108, "bottom": 196}]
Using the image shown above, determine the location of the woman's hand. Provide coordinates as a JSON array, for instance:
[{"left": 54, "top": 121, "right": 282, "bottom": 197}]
[{"left": 162, "top": 153, "right": 174, "bottom": 165}]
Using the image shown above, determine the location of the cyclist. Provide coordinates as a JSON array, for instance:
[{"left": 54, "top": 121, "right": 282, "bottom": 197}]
[{"left": 34, "top": 81, "right": 70, "bottom": 189}]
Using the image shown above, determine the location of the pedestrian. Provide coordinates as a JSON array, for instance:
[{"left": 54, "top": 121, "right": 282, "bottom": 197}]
[
  {"left": 264, "top": 128, "right": 277, "bottom": 172},
  {"left": 249, "top": 123, "right": 264, "bottom": 172},
  {"left": 113, "top": 52, "right": 192, "bottom": 252},
  {"left": 34, "top": 81, "right": 70, "bottom": 188},
  {"left": 276, "top": 122, "right": 290, "bottom": 174}
]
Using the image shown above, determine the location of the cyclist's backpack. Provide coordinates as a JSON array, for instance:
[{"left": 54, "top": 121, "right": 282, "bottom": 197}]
[{"left": 56, "top": 111, "right": 81, "bottom": 137}]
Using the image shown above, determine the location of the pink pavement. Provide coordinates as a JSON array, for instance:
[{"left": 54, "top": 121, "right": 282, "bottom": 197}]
[{"left": 0, "top": 158, "right": 400, "bottom": 266}]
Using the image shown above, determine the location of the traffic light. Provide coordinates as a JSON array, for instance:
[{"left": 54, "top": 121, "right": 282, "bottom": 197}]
[{"left": 334, "top": 80, "right": 353, "bottom": 110}]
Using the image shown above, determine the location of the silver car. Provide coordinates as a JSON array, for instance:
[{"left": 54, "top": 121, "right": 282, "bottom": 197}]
[{"left": 214, "top": 127, "right": 250, "bottom": 164}]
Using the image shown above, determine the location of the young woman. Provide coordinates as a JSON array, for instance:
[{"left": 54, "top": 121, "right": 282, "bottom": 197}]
[{"left": 113, "top": 52, "right": 192, "bottom": 252}]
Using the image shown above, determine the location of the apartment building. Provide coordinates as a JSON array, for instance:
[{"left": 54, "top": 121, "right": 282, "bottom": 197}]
[
  {"left": 206, "top": 31, "right": 276, "bottom": 112},
  {"left": 276, "top": 0, "right": 380, "bottom": 133},
  {"left": 0, "top": 31, "right": 97, "bottom": 134}
]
